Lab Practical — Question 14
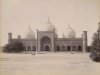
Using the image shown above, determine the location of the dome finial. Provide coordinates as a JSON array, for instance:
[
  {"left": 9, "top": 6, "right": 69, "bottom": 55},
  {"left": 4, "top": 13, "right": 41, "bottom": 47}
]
[
  {"left": 28, "top": 24, "right": 31, "bottom": 30},
  {"left": 48, "top": 17, "right": 50, "bottom": 23},
  {"left": 68, "top": 23, "right": 71, "bottom": 29},
  {"left": 98, "top": 21, "right": 100, "bottom": 27}
]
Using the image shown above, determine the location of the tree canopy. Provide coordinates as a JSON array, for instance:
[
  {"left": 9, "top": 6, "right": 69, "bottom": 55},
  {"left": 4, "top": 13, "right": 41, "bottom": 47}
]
[
  {"left": 91, "top": 23, "right": 100, "bottom": 52},
  {"left": 3, "top": 41, "right": 24, "bottom": 53}
]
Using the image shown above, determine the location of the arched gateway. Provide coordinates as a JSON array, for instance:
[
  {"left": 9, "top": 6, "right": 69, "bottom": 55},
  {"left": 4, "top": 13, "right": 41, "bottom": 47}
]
[{"left": 40, "top": 36, "right": 51, "bottom": 51}]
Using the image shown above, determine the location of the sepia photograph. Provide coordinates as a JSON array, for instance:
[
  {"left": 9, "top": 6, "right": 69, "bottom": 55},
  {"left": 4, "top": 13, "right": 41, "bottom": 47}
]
[{"left": 0, "top": 0, "right": 100, "bottom": 75}]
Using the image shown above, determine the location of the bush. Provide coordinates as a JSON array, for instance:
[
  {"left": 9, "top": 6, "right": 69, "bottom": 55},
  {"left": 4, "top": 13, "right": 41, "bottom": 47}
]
[
  {"left": 3, "top": 41, "right": 24, "bottom": 53},
  {"left": 87, "top": 46, "right": 91, "bottom": 52},
  {"left": 90, "top": 23, "right": 100, "bottom": 61}
]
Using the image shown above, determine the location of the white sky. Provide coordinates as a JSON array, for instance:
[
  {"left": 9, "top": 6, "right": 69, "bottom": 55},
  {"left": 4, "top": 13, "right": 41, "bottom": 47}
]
[{"left": 1, "top": 0, "right": 100, "bottom": 46}]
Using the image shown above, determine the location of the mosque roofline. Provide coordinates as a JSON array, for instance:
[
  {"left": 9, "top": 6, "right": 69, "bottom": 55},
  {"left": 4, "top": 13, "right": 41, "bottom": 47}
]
[
  {"left": 21, "top": 39, "right": 37, "bottom": 41},
  {"left": 56, "top": 38, "right": 83, "bottom": 41},
  {"left": 12, "top": 38, "right": 37, "bottom": 41},
  {"left": 38, "top": 30, "right": 55, "bottom": 33}
]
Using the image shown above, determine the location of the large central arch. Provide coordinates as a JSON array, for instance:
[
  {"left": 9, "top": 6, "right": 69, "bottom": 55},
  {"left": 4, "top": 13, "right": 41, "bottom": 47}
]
[{"left": 40, "top": 36, "right": 51, "bottom": 51}]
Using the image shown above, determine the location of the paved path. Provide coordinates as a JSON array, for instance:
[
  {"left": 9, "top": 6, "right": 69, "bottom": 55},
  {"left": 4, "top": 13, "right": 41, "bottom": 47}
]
[{"left": 0, "top": 53, "right": 100, "bottom": 75}]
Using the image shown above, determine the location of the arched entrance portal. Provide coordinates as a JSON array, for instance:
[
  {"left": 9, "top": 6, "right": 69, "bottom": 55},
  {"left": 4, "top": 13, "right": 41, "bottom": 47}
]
[{"left": 40, "top": 36, "right": 51, "bottom": 51}]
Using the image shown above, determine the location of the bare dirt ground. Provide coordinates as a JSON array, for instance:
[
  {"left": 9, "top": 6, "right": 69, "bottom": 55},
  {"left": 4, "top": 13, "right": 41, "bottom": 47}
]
[{"left": 0, "top": 52, "right": 100, "bottom": 75}]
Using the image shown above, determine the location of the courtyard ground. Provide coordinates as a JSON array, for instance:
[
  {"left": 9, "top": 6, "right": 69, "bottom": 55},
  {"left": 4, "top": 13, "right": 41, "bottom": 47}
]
[{"left": 0, "top": 52, "right": 100, "bottom": 75}]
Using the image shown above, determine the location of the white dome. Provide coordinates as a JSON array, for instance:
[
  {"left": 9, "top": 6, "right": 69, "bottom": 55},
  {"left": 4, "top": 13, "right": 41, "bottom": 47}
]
[
  {"left": 63, "top": 25, "right": 76, "bottom": 38},
  {"left": 42, "top": 18, "right": 57, "bottom": 32},
  {"left": 26, "top": 26, "right": 35, "bottom": 39}
]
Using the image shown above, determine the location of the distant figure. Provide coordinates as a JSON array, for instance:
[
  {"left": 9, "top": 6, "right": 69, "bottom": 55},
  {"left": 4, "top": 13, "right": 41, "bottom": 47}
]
[
  {"left": 71, "top": 51, "right": 74, "bottom": 54},
  {"left": 31, "top": 52, "right": 36, "bottom": 55}
]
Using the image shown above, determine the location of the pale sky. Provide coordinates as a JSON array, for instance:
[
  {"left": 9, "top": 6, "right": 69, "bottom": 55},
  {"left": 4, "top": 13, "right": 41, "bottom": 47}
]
[{"left": 1, "top": 0, "right": 100, "bottom": 46}]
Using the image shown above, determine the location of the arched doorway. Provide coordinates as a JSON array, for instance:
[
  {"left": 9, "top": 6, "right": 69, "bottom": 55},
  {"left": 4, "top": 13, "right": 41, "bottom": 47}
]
[
  {"left": 27, "top": 46, "right": 31, "bottom": 51},
  {"left": 32, "top": 46, "right": 36, "bottom": 51},
  {"left": 72, "top": 46, "right": 76, "bottom": 51},
  {"left": 23, "top": 46, "right": 27, "bottom": 51},
  {"left": 78, "top": 46, "right": 82, "bottom": 51},
  {"left": 56, "top": 46, "right": 60, "bottom": 51},
  {"left": 40, "top": 36, "right": 51, "bottom": 51},
  {"left": 67, "top": 46, "right": 71, "bottom": 51},
  {"left": 61, "top": 46, "right": 66, "bottom": 51}
]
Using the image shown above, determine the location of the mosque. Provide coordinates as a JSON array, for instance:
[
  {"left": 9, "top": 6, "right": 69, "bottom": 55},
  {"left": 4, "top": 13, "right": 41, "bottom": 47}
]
[{"left": 8, "top": 19, "right": 87, "bottom": 52}]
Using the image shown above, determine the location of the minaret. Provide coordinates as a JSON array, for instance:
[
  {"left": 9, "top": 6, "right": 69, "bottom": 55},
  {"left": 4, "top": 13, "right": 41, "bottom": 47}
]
[
  {"left": 83, "top": 31, "right": 87, "bottom": 52},
  {"left": 8, "top": 33, "right": 12, "bottom": 44}
]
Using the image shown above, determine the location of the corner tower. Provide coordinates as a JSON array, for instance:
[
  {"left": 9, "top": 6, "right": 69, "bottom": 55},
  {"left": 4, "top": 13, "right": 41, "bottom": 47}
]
[
  {"left": 83, "top": 31, "right": 87, "bottom": 52},
  {"left": 8, "top": 33, "right": 12, "bottom": 44}
]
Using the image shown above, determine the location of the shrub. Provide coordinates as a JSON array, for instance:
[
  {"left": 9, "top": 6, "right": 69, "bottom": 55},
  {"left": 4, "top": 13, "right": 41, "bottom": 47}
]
[{"left": 3, "top": 41, "right": 24, "bottom": 53}]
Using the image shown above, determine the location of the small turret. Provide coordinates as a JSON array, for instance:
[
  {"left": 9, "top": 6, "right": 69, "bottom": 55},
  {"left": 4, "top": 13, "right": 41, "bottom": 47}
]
[
  {"left": 18, "top": 35, "right": 21, "bottom": 39},
  {"left": 97, "top": 22, "right": 100, "bottom": 35},
  {"left": 83, "top": 31, "right": 87, "bottom": 52}
]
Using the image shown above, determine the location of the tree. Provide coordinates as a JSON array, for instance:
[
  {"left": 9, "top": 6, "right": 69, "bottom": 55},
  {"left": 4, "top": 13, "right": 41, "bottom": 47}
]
[
  {"left": 89, "top": 22, "right": 100, "bottom": 61},
  {"left": 3, "top": 44, "right": 11, "bottom": 52},
  {"left": 3, "top": 41, "right": 24, "bottom": 53},
  {"left": 87, "top": 46, "right": 91, "bottom": 52},
  {"left": 91, "top": 23, "right": 100, "bottom": 52}
]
